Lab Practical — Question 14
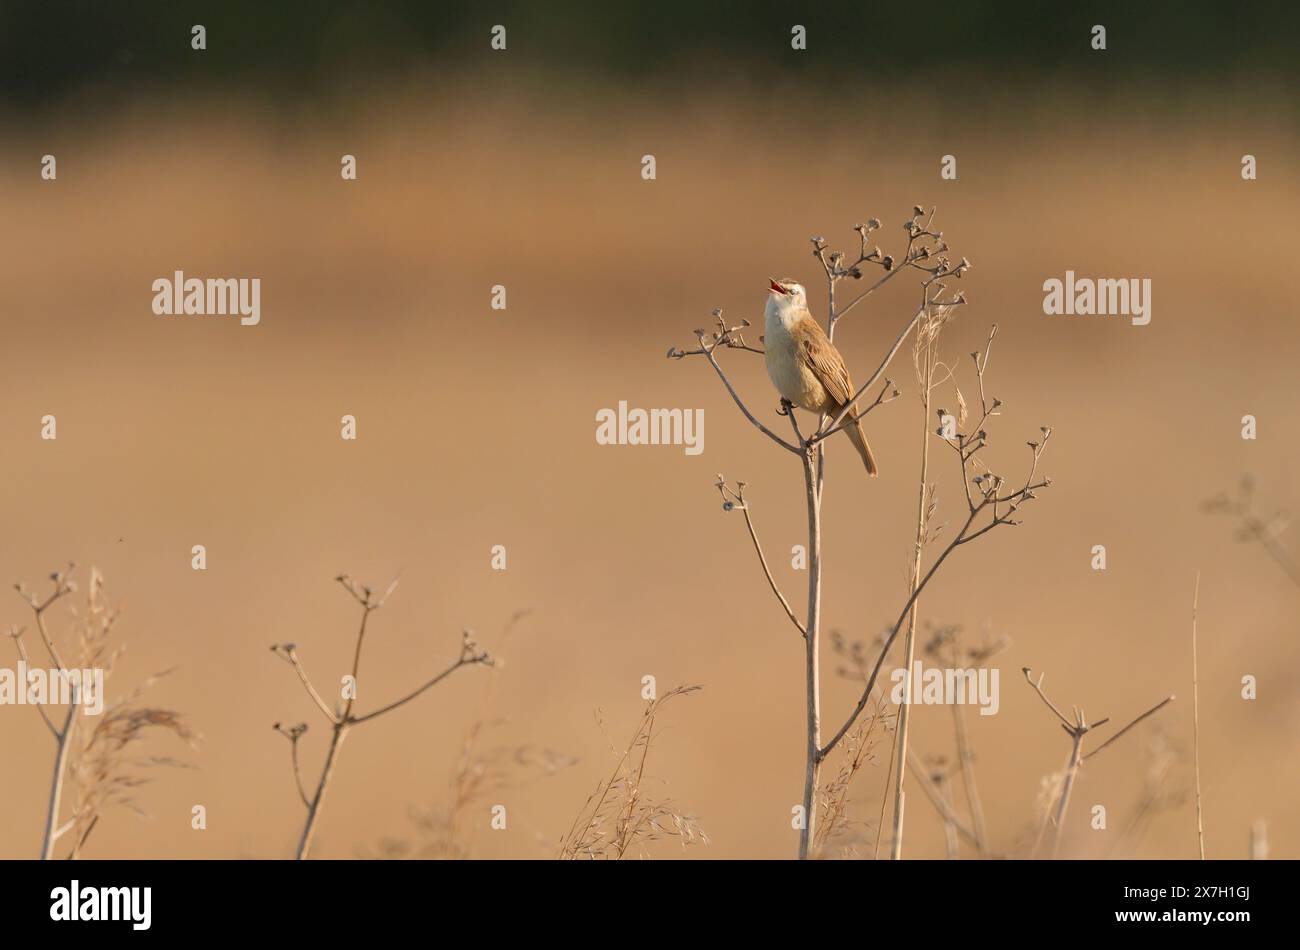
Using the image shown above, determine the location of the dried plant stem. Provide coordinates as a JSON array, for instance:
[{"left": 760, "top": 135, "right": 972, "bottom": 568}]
[
  {"left": 906, "top": 748, "right": 978, "bottom": 847},
  {"left": 889, "top": 325, "right": 937, "bottom": 860},
  {"left": 799, "top": 444, "right": 823, "bottom": 860},
  {"left": 823, "top": 511, "right": 971, "bottom": 759},
  {"left": 716, "top": 480, "right": 804, "bottom": 637},
  {"left": 13, "top": 566, "right": 191, "bottom": 861},
  {"left": 297, "top": 720, "right": 349, "bottom": 860},
  {"left": 822, "top": 324, "right": 1049, "bottom": 763},
  {"left": 936, "top": 770, "right": 959, "bottom": 859},
  {"left": 951, "top": 698, "right": 988, "bottom": 856},
  {"left": 11, "top": 572, "right": 77, "bottom": 860},
  {"left": 41, "top": 704, "right": 77, "bottom": 860},
  {"left": 1049, "top": 733, "right": 1085, "bottom": 859},
  {"left": 274, "top": 575, "right": 491, "bottom": 860},
  {"left": 68, "top": 814, "right": 100, "bottom": 861},
  {"left": 1024, "top": 668, "right": 1174, "bottom": 858},
  {"left": 1191, "top": 571, "right": 1206, "bottom": 860},
  {"left": 873, "top": 724, "right": 897, "bottom": 859},
  {"left": 833, "top": 661, "right": 981, "bottom": 854}
]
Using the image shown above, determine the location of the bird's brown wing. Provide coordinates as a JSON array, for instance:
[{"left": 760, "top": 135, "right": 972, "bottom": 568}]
[{"left": 796, "top": 315, "right": 856, "bottom": 407}]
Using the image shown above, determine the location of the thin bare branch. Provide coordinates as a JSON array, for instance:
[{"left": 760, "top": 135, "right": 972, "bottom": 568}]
[
  {"left": 716, "top": 478, "right": 805, "bottom": 637},
  {"left": 270, "top": 645, "right": 340, "bottom": 724},
  {"left": 351, "top": 647, "right": 490, "bottom": 726},
  {"left": 1022, "top": 667, "right": 1075, "bottom": 731},
  {"left": 1083, "top": 696, "right": 1176, "bottom": 763},
  {"left": 8, "top": 627, "right": 59, "bottom": 738}
]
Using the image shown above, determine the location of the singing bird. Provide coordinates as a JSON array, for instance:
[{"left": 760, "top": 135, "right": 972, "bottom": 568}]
[{"left": 764, "top": 278, "right": 879, "bottom": 476}]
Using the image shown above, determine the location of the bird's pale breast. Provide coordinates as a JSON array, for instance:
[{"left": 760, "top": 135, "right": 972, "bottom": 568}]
[{"left": 765, "top": 315, "right": 831, "bottom": 413}]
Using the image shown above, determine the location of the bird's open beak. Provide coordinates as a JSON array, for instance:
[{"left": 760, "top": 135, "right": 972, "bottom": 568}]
[{"left": 768, "top": 278, "right": 787, "bottom": 295}]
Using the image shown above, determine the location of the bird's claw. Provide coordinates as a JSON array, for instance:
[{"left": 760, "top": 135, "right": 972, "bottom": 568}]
[{"left": 777, "top": 398, "right": 794, "bottom": 416}]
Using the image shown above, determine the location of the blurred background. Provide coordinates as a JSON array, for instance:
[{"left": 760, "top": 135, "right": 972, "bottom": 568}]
[{"left": 1, "top": 1, "right": 1297, "bottom": 859}]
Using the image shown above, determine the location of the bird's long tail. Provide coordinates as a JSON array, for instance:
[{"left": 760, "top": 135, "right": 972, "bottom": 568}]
[{"left": 842, "top": 408, "right": 879, "bottom": 477}]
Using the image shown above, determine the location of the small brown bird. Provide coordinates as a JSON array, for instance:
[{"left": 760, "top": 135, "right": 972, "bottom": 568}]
[{"left": 764, "top": 278, "right": 879, "bottom": 476}]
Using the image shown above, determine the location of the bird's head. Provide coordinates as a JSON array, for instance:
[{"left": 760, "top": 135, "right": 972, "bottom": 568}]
[{"left": 767, "top": 277, "right": 808, "bottom": 316}]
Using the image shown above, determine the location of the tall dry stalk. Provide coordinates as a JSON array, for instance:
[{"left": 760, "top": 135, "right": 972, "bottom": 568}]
[
  {"left": 922, "top": 622, "right": 1001, "bottom": 856},
  {"left": 1190, "top": 571, "right": 1206, "bottom": 859},
  {"left": 832, "top": 626, "right": 986, "bottom": 856},
  {"left": 888, "top": 295, "right": 953, "bottom": 858},
  {"left": 9, "top": 564, "right": 193, "bottom": 859},
  {"left": 672, "top": 210, "right": 1055, "bottom": 858},
  {"left": 271, "top": 573, "right": 491, "bottom": 859}
]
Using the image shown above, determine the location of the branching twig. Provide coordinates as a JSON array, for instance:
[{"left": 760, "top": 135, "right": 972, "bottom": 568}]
[
  {"left": 273, "top": 574, "right": 491, "bottom": 859},
  {"left": 821, "top": 346, "right": 1052, "bottom": 762},
  {"left": 1023, "top": 667, "right": 1174, "bottom": 857},
  {"left": 669, "top": 313, "right": 799, "bottom": 454},
  {"left": 13, "top": 565, "right": 192, "bottom": 860},
  {"left": 715, "top": 478, "right": 805, "bottom": 637}
]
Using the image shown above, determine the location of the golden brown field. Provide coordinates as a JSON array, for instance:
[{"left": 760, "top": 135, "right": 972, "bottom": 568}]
[{"left": 2, "top": 80, "right": 1297, "bottom": 859}]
